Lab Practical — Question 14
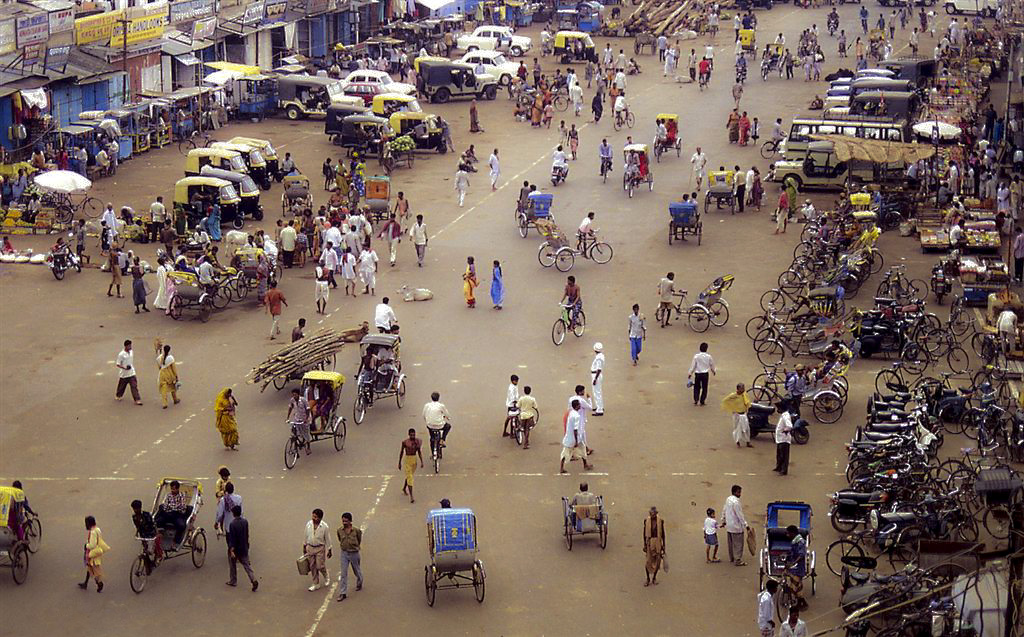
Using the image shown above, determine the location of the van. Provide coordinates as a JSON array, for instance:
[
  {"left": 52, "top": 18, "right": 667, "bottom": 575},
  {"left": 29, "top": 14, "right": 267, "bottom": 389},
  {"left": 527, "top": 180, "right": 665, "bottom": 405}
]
[
  {"left": 781, "top": 118, "right": 906, "bottom": 160},
  {"left": 881, "top": 59, "right": 937, "bottom": 86},
  {"left": 847, "top": 90, "right": 919, "bottom": 120},
  {"left": 944, "top": 0, "right": 997, "bottom": 16}
]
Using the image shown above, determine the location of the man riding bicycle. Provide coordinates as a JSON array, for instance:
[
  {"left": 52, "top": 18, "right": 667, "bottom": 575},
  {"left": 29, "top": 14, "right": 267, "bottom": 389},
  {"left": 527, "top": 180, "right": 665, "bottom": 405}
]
[
  {"left": 577, "top": 211, "right": 596, "bottom": 255},
  {"left": 598, "top": 139, "right": 613, "bottom": 177},
  {"left": 698, "top": 57, "right": 712, "bottom": 87},
  {"left": 562, "top": 275, "right": 582, "bottom": 326},
  {"left": 287, "top": 388, "right": 313, "bottom": 454},
  {"left": 422, "top": 391, "right": 452, "bottom": 456},
  {"left": 613, "top": 91, "right": 629, "bottom": 126}
]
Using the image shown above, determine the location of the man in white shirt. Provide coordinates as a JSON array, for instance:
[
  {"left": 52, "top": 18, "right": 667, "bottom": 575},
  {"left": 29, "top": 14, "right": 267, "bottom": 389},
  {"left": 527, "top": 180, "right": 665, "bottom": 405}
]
[
  {"left": 757, "top": 580, "right": 778, "bottom": 636},
  {"left": 374, "top": 297, "right": 398, "bottom": 333},
  {"left": 691, "top": 146, "right": 708, "bottom": 190},
  {"left": 949, "top": 220, "right": 964, "bottom": 247},
  {"left": 560, "top": 400, "right": 593, "bottom": 473},
  {"left": 320, "top": 241, "right": 339, "bottom": 289},
  {"left": 422, "top": 391, "right": 452, "bottom": 452},
  {"left": 197, "top": 257, "right": 215, "bottom": 291},
  {"left": 687, "top": 342, "right": 716, "bottom": 405},
  {"left": 591, "top": 342, "right": 605, "bottom": 415},
  {"left": 721, "top": 484, "right": 748, "bottom": 565},
  {"left": 997, "top": 309, "right": 1018, "bottom": 353},
  {"left": 488, "top": 148, "right": 501, "bottom": 191},
  {"left": 303, "top": 508, "right": 333, "bottom": 591},
  {"left": 779, "top": 607, "right": 808, "bottom": 637},
  {"left": 800, "top": 199, "right": 816, "bottom": 222},
  {"left": 149, "top": 196, "right": 166, "bottom": 243},
  {"left": 409, "top": 214, "right": 428, "bottom": 267},
  {"left": 324, "top": 222, "right": 343, "bottom": 257},
  {"left": 115, "top": 339, "right": 142, "bottom": 405},
  {"left": 774, "top": 399, "right": 794, "bottom": 475},
  {"left": 280, "top": 221, "right": 298, "bottom": 268},
  {"left": 101, "top": 203, "right": 119, "bottom": 243},
  {"left": 503, "top": 374, "right": 520, "bottom": 437}
]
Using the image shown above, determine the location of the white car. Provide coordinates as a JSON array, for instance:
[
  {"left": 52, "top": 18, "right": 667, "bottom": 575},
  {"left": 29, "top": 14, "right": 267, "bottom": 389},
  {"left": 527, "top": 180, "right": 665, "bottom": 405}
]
[
  {"left": 341, "top": 69, "right": 415, "bottom": 96},
  {"left": 944, "top": 0, "right": 997, "bottom": 15},
  {"left": 458, "top": 50, "right": 520, "bottom": 86},
  {"left": 456, "top": 25, "right": 531, "bottom": 57}
]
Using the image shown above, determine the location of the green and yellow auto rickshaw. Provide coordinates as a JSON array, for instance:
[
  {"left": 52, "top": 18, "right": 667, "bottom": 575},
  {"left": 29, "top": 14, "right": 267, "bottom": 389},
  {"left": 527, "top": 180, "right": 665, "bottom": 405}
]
[{"left": 183, "top": 147, "right": 247, "bottom": 177}]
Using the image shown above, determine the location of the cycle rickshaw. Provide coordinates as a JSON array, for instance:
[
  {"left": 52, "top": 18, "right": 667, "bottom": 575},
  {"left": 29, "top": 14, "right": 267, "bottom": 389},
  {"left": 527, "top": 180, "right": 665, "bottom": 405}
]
[
  {"left": 623, "top": 143, "right": 653, "bottom": 198},
  {"left": 740, "top": 28, "right": 756, "bottom": 57},
  {"left": 704, "top": 169, "right": 737, "bottom": 215},
  {"left": 284, "top": 371, "right": 348, "bottom": 469},
  {"left": 761, "top": 43, "right": 783, "bottom": 80},
  {"left": 0, "top": 486, "right": 32, "bottom": 585},
  {"left": 166, "top": 271, "right": 216, "bottom": 322},
  {"left": 517, "top": 191, "right": 555, "bottom": 238},
  {"left": 424, "top": 507, "right": 485, "bottom": 606},
  {"left": 281, "top": 174, "right": 312, "bottom": 216},
  {"left": 669, "top": 200, "right": 702, "bottom": 245},
  {"left": 758, "top": 501, "right": 817, "bottom": 621},
  {"left": 561, "top": 494, "right": 608, "bottom": 549},
  {"left": 129, "top": 478, "right": 207, "bottom": 594},
  {"left": 537, "top": 219, "right": 613, "bottom": 272},
  {"left": 653, "top": 114, "right": 682, "bottom": 162},
  {"left": 353, "top": 333, "right": 406, "bottom": 425}
]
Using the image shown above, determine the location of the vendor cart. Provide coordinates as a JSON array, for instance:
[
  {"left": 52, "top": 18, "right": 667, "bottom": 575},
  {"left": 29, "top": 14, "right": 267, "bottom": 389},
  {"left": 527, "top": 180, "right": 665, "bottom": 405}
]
[
  {"left": 364, "top": 175, "right": 391, "bottom": 223},
  {"left": 247, "top": 327, "right": 350, "bottom": 392}
]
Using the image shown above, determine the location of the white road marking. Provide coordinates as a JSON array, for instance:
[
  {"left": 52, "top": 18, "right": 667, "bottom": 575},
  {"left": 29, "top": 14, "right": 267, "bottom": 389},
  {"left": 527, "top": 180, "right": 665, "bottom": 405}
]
[{"left": 305, "top": 475, "right": 391, "bottom": 637}]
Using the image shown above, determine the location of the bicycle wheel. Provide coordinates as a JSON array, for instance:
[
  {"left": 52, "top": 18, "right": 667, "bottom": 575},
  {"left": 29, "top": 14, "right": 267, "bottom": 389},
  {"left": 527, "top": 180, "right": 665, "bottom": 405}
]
[
  {"left": 874, "top": 369, "right": 905, "bottom": 394},
  {"left": 573, "top": 311, "right": 586, "bottom": 337},
  {"left": 760, "top": 289, "right": 787, "bottom": 312},
  {"left": 553, "top": 94, "right": 569, "bottom": 111},
  {"left": 625, "top": 111, "right": 635, "bottom": 128},
  {"left": 81, "top": 197, "right": 103, "bottom": 219},
  {"left": 749, "top": 385, "right": 778, "bottom": 405},
  {"left": 554, "top": 248, "right": 575, "bottom": 272},
  {"left": 707, "top": 300, "right": 729, "bottom": 327},
  {"left": 518, "top": 214, "right": 529, "bottom": 238},
  {"left": 946, "top": 347, "right": 969, "bottom": 374},
  {"left": 129, "top": 554, "right": 148, "bottom": 593},
  {"left": 757, "top": 340, "right": 785, "bottom": 366},
  {"left": 774, "top": 584, "right": 797, "bottom": 623},
  {"left": 538, "top": 243, "right": 556, "bottom": 268},
  {"left": 285, "top": 438, "right": 299, "bottom": 469},
  {"left": 825, "top": 539, "right": 865, "bottom": 577},
  {"left": 687, "top": 306, "right": 711, "bottom": 332},
  {"left": 900, "top": 343, "right": 929, "bottom": 376},
  {"left": 908, "top": 278, "right": 928, "bottom": 301},
  {"left": 552, "top": 318, "right": 567, "bottom": 345},
  {"left": 353, "top": 393, "right": 366, "bottom": 424},
  {"left": 177, "top": 137, "right": 197, "bottom": 155},
  {"left": 589, "top": 242, "right": 613, "bottom": 264},
  {"left": 746, "top": 315, "right": 771, "bottom": 339},
  {"left": 613, "top": 115, "right": 622, "bottom": 131},
  {"left": 760, "top": 140, "right": 776, "bottom": 159},
  {"left": 983, "top": 505, "right": 1011, "bottom": 540}
]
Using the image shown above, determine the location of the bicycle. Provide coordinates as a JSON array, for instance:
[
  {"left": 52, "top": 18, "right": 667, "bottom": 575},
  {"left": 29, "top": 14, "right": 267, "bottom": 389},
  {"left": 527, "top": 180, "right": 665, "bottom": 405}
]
[
  {"left": 41, "top": 191, "right": 102, "bottom": 223},
  {"left": 552, "top": 303, "right": 586, "bottom": 345},
  {"left": 656, "top": 290, "right": 729, "bottom": 332},
  {"left": 599, "top": 156, "right": 613, "bottom": 183},
  {"left": 612, "top": 107, "right": 635, "bottom": 131},
  {"left": 428, "top": 424, "right": 450, "bottom": 473},
  {"left": 177, "top": 132, "right": 217, "bottom": 155},
  {"left": 760, "top": 137, "right": 784, "bottom": 159}
]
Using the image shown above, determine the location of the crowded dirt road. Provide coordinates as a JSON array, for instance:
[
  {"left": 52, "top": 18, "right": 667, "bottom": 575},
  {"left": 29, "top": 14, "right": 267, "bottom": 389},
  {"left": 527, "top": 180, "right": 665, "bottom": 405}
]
[{"left": 0, "top": 5, "right": 957, "bottom": 635}]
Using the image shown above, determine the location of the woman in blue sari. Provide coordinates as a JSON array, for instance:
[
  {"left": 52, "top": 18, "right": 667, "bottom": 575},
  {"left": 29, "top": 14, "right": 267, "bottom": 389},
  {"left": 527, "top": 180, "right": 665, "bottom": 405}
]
[{"left": 490, "top": 260, "right": 504, "bottom": 310}]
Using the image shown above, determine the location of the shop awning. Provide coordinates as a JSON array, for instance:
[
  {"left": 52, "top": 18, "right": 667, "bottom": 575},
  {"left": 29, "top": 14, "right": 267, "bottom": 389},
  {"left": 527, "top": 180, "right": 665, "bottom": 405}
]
[
  {"left": 176, "top": 53, "right": 201, "bottom": 66},
  {"left": 810, "top": 134, "right": 936, "bottom": 164},
  {"left": 20, "top": 88, "right": 48, "bottom": 109},
  {"left": 204, "top": 69, "right": 244, "bottom": 85},
  {"left": 204, "top": 61, "right": 261, "bottom": 75},
  {"left": 416, "top": 0, "right": 455, "bottom": 11}
]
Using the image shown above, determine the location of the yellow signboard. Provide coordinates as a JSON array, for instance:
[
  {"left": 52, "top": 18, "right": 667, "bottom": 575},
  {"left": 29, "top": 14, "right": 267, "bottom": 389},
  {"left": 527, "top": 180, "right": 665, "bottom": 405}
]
[
  {"left": 74, "top": 10, "right": 122, "bottom": 46},
  {"left": 109, "top": 6, "right": 166, "bottom": 47}
]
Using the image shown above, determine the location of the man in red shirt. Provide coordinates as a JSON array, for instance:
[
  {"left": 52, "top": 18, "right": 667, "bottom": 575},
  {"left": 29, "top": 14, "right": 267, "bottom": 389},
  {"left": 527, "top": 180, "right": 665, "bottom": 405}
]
[{"left": 265, "top": 281, "right": 288, "bottom": 339}]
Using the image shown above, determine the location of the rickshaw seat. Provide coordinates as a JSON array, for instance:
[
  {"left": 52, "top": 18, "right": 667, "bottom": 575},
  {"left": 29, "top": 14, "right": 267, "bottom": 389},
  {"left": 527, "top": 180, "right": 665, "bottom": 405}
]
[
  {"left": 574, "top": 504, "right": 599, "bottom": 520},
  {"left": 748, "top": 403, "right": 776, "bottom": 416},
  {"left": 0, "top": 526, "right": 16, "bottom": 549},
  {"left": 766, "top": 527, "right": 807, "bottom": 552},
  {"left": 433, "top": 549, "right": 476, "bottom": 572}
]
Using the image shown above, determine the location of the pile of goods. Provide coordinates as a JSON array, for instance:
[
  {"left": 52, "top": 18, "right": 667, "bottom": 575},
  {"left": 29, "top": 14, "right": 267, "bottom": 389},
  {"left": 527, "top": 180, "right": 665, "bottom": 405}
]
[
  {"left": 622, "top": 0, "right": 707, "bottom": 35},
  {"left": 247, "top": 326, "right": 367, "bottom": 391},
  {"left": 387, "top": 135, "right": 415, "bottom": 153}
]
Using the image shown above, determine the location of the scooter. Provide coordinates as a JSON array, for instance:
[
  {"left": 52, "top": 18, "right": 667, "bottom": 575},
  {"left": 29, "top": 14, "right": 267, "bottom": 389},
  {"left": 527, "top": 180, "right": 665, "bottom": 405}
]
[
  {"left": 746, "top": 401, "right": 810, "bottom": 444},
  {"left": 551, "top": 164, "right": 568, "bottom": 186}
]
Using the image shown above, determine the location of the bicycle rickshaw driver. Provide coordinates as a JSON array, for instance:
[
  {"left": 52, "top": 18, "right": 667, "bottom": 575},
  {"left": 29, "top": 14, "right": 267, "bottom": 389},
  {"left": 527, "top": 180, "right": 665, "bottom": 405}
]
[
  {"left": 654, "top": 119, "right": 668, "bottom": 151},
  {"left": 570, "top": 482, "right": 598, "bottom": 527},
  {"left": 357, "top": 344, "right": 379, "bottom": 389},
  {"left": 783, "top": 525, "right": 809, "bottom": 611},
  {"left": 598, "top": 139, "right": 613, "bottom": 175},
  {"left": 562, "top": 275, "right": 582, "bottom": 325},
  {"left": 423, "top": 392, "right": 452, "bottom": 452}
]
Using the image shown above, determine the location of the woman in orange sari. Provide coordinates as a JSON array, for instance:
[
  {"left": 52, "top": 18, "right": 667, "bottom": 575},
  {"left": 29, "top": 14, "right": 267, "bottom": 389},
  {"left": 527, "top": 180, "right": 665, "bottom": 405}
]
[
  {"left": 738, "top": 111, "right": 751, "bottom": 146},
  {"left": 531, "top": 93, "right": 544, "bottom": 127},
  {"left": 462, "top": 256, "right": 478, "bottom": 308}
]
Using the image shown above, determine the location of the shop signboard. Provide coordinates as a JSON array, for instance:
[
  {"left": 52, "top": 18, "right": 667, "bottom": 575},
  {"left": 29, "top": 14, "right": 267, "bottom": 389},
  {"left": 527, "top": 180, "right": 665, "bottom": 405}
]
[
  {"left": 169, "top": 0, "right": 216, "bottom": 25},
  {"left": 264, "top": 0, "right": 287, "bottom": 25},
  {"left": 243, "top": 0, "right": 266, "bottom": 25},
  {"left": 75, "top": 10, "right": 123, "bottom": 45},
  {"left": 192, "top": 16, "right": 217, "bottom": 40},
  {"left": 45, "top": 44, "right": 71, "bottom": 71},
  {"left": 306, "top": 0, "right": 330, "bottom": 15},
  {"left": 46, "top": 4, "right": 75, "bottom": 34},
  {"left": 109, "top": 5, "right": 167, "bottom": 47},
  {"left": 22, "top": 42, "right": 45, "bottom": 65},
  {"left": 16, "top": 12, "right": 50, "bottom": 47}
]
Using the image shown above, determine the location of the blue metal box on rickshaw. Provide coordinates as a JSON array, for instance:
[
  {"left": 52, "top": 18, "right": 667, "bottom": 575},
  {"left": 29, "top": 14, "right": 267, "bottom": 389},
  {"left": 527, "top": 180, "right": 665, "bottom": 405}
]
[
  {"left": 669, "top": 201, "right": 697, "bottom": 225},
  {"left": 428, "top": 508, "right": 477, "bottom": 553},
  {"left": 528, "top": 192, "right": 553, "bottom": 218}
]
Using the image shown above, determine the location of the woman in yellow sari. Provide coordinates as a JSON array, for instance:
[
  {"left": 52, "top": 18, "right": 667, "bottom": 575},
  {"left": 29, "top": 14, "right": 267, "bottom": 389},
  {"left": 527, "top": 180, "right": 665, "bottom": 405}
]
[
  {"left": 462, "top": 256, "right": 478, "bottom": 308},
  {"left": 157, "top": 343, "right": 180, "bottom": 409},
  {"left": 214, "top": 388, "right": 239, "bottom": 450}
]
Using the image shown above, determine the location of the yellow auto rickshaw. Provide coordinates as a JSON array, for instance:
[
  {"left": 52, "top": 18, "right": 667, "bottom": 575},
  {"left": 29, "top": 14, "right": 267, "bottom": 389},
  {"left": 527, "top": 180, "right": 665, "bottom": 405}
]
[
  {"left": 371, "top": 92, "right": 423, "bottom": 118},
  {"left": 229, "top": 136, "right": 280, "bottom": 179},
  {"left": 184, "top": 147, "right": 247, "bottom": 177},
  {"left": 173, "top": 176, "right": 241, "bottom": 229},
  {"left": 553, "top": 31, "right": 598, "bottom": 64},
  {"left": 211, "top": 141, "right": 271, "bottom": 189},
  {"left": 388, "top": 112, "right": 446, "bottom": 153}
]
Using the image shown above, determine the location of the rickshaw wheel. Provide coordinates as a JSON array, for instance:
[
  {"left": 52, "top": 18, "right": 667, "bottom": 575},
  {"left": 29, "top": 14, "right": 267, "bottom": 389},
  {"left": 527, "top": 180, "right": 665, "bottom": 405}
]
[
  {"left": 472, "top": 562, "right": 485, "bottom": 603},
  {"left": 538, "top": 243, "right": 556, "bottom": 268},
  {"left": 775, "top": 583, "right": 796, "bottom": 623},
  {"left": 425, "top": 566, "right": 437, "bottom": 606},
  {"left": 564, "top": 518, "right": 573, "bottom": 550},
  {"left": 333, "top": 417, "right": 347, "bottom": 451},
  {"left": 687, "top": 307, "right": 711, "bottom": 333},
  {"left": 676, "top": 142, "right": 681, "bottom": 157},
  {"left": 707, "top": 300, "right": 729, "bottom": 326},
  {"left": 396, "top": 379, "right": 406, "bottom": 408},
  {"left": 518, "top": 215, "right": 529, "bottom": 238},
  {"left": 10, "top": 543, "right": 28, "bottom": 585},
  {"left": 554, "top": 248, "right": 575, "bottom": 272},
  {"left": 129, "top": 554, "right": 148, "bottom": 593},
  {"left": 199, "top": 299, "right": 213, "bottom": 323},
  {"left": 353, "top": 394, "right": 367, "bottom": 425},
  {"left": 23, "top": 518, "right": 41, "bottom": 553},
  {"left": 590, "top": 243, "right": 613, "bottom": 264},
  {"left": 668, "top": 223, "right": 675, "bottom": 245},
  {"left": 191, "top": 529, "right": 207, "bottom": 568},
  {"left": 599, "top": 519, "right": 608, "bottom": 549},
  {"left": 654, "top": 145, "right": 662, "bottom": 162},
  {"left": 169, "top": 296, "right": 183, "bottom": 320},
  {"left": 285, "top": 437, "right": 299, "bottom": 469},
  {"left": 697, "top": 222, "right": 702, "bottom": 245}
]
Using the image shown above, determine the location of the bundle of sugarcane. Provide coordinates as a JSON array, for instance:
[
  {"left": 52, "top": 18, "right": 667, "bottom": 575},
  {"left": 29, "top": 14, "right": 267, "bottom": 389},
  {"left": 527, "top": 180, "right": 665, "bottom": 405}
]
[
  {"left": 247, "top": 326, "right": 364, "bottom": 389},
  {"left": 623, "top": 0, "right": 700, "bottom": 36}
]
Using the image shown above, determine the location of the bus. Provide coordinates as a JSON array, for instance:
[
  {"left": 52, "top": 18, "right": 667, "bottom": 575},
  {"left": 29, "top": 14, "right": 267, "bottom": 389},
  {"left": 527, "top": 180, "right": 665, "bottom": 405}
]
[{"left": 779, "top": 118, "right": 907, "bottom": 160}]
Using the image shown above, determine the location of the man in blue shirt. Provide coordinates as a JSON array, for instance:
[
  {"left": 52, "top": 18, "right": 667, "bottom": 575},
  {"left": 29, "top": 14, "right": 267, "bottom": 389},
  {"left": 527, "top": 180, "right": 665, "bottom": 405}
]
[{"left": 784, "top": 525, "right": 808, "bottom": 611}]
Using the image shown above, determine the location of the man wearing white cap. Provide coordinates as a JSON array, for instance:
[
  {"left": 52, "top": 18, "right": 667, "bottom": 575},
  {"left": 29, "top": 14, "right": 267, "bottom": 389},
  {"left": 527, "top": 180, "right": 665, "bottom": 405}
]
[{"left": 591, "top": 342, "right": 605, "bottom": 415}]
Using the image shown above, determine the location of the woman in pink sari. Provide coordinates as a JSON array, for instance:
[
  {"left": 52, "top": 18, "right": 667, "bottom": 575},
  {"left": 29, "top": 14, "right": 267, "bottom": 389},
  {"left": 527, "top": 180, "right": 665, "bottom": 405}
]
[{"left": 738, "top": 111, "right": 751, "bottom": 146}]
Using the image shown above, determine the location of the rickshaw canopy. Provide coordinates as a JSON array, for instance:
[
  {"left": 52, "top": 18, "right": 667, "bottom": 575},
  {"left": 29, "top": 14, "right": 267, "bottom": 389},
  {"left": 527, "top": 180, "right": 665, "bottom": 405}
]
[
  {"left": 623, "top": 143, "right": 649, "bottom": 155},
  {"left": 302, "top": 370, "right": 346, "bottom": 387},
  {"left": 360, "top": 333, "right": 400, "bottom": 349},
  {"left": 765, "top": 500, "right": 812, "bottom": 531},
  {"left": 427, "top": 508, "right": 477, "bottom": 553},
  {"left": 372, "top": 92, "right": 422, "bottom": 116},
  {"left": 554, "top": 31, "right": 595, "bottom": 48},
  {"left": 656, "top": 113, "right": 678, "bottom": 121},
  {"left": 282, "top": 174, "right": 310, "bottom": 188},
  {"left": 0, "top": 486, "right": 26, "bottom": 527}
]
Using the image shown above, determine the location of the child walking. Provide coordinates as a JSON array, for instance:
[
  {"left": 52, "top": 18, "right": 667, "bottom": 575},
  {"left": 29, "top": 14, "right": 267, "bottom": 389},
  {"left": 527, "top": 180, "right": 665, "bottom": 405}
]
[{"left": 704, "top": 508, "right": 720, "bottom": 563}]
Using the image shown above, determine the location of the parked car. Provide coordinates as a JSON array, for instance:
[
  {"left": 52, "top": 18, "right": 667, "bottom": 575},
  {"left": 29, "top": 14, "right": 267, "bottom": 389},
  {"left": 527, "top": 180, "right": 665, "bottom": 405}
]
[
  {"left": 342, "top": 82, "right": 385, "bottom": 106},
  {"left": 416, "top": 60, "right": 499, "bottom": 102},
  {"left": 342, "top": 69, "right": 416, "bottom": 96},
  {"left": 456, "top": 25, "right": 531, "bottom": 57},
  {"left": 944, "top": 0, "right": 996, "bottom": 14},
  {"left": 458, "top": 50, "right": 519, "bottom": 86}
]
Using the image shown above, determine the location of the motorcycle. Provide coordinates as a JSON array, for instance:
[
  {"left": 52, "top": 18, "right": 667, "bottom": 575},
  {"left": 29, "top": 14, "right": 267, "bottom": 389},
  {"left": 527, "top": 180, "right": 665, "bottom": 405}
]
[
  {"left": 551, "top": 164, "right": 568, "bottom": 186},
  {"left": 828, "top": 487, "right": 891, "bottom": 533},
  {"left": 827, "top": 14, "right": 839, "bottom": 37},
  {"left": 746, "top": 402, "right": 810, "bottom": 444},
  {"left": 930, "top": 262, "right": 953, "bottom": 305},
  {"left": 49, "top": 240, "right": 82, "bottom": 281}
]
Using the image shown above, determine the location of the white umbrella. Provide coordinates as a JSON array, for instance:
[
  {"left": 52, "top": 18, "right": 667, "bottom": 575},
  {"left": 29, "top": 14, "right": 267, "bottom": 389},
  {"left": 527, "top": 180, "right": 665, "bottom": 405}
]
[
  {"left": 33, "top": 170, "right": 92, "bottom": 194},
  {"left": 913, "top": 119, "right": 962, "bottom": 140}
]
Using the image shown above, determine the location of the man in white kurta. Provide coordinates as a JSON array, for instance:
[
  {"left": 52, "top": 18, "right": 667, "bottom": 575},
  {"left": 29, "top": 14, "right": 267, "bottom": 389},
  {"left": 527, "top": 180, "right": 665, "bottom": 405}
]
[{"left": 591, "top": 342, "right": 605, "bottom": 415}]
